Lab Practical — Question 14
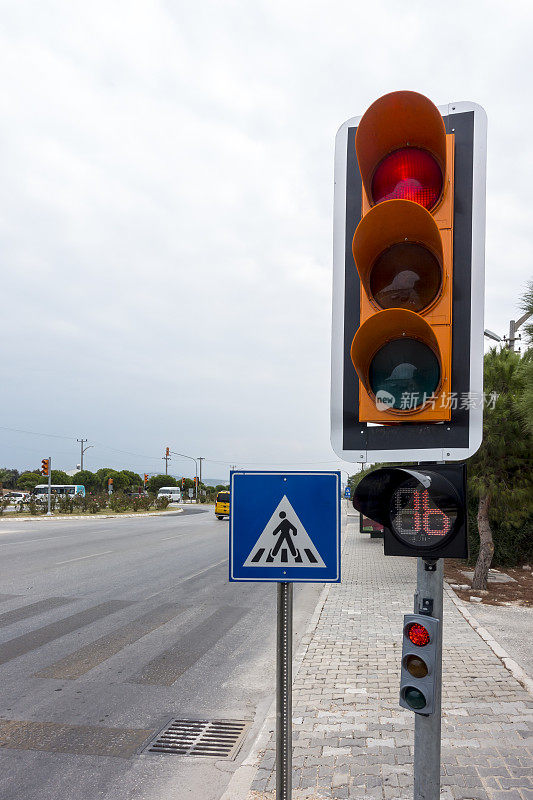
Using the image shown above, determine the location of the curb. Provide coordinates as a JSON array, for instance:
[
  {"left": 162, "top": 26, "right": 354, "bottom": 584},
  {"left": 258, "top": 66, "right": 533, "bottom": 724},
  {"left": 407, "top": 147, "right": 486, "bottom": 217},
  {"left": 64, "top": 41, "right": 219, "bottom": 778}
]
[
  {"left": 444, "top": 582, "right": 533, "bottom": 696},
  {"left": 0, "top": 509, "right": 184, "bottom": 523},
  {"left": 219, "top": 584, "right": 331, "bottom": 800}
]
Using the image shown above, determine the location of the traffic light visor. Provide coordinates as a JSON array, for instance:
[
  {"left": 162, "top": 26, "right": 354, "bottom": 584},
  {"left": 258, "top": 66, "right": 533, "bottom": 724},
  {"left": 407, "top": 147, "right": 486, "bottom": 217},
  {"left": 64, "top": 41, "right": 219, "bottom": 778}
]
[
  {"left": 351, "top": 309, "right": 442, "bottom": 412},
  {"left": 355, "top": 91, "right": 446, "bottom": 211},
  {"left": 352, "top": 199, "right": 443, "bottom": 313}
]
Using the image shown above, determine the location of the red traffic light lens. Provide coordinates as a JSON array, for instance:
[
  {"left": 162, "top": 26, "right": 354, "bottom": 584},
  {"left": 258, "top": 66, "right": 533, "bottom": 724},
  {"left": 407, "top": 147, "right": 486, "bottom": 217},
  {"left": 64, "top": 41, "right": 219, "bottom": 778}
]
[
  {"left": 371, "top": 148, "right": 443, "bottom": 210},
  {"left": 406, "top": 622, "right": 431, "bottom": 646}
]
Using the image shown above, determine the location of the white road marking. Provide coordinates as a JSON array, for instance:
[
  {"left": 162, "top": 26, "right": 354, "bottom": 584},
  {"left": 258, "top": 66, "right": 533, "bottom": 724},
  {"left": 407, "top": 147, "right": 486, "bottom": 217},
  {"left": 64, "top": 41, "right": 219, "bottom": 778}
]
[
  {"left": 144, "top": 558, "right": 229, "bottom": 599},
  {"left": 0, "top": 535, "right": 68, "bottom": 545},
  {"left": 56, "top": 551, "right": 113, "bottom": 565}
]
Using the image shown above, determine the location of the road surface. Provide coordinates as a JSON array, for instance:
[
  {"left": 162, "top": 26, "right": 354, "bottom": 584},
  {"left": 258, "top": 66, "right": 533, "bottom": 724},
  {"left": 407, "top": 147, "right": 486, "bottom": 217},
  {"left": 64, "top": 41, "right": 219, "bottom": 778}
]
[{"left": 0, "top": 509, "right": 321, "bottom": 800}]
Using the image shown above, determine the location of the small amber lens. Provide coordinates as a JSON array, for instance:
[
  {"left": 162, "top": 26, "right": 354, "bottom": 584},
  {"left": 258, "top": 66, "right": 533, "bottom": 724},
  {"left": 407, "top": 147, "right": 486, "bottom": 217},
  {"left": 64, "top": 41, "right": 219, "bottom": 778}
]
[
  {"left": 404, "top": 654, "right": 428, "bottom": 678},
  {"left": 370, "top": 243, "right": 441, "bottom": 312}
]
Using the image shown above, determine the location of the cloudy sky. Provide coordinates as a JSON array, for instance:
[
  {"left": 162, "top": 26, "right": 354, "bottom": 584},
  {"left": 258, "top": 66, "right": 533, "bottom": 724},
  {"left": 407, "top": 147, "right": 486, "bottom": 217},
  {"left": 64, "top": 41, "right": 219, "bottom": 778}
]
[{"left": 1, "top": 0, "right": 531, "bottom": 480}]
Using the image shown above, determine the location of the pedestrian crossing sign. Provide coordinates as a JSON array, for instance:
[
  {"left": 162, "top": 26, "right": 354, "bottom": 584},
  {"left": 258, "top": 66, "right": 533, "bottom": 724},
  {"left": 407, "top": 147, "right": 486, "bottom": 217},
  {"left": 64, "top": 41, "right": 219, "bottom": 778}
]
[{"left": 229, "top": 471, "right": 341, "bottom": 582}]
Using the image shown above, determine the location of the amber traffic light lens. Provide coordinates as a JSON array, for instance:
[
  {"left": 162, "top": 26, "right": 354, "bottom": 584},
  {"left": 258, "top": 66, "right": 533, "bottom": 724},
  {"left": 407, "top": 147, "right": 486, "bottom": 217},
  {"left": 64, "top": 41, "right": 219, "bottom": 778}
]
[
  {"left": 371, "top": 148, "right": 443, "bottom": 210},
  {"left": 369, "top": 243, "right": 441, "bottom": 312},
  {"left": 404, "top": 654, "right": 429, "bottom": 678},
  {"left": 369, "top": 338, "right": 440, "bottom": 410}
]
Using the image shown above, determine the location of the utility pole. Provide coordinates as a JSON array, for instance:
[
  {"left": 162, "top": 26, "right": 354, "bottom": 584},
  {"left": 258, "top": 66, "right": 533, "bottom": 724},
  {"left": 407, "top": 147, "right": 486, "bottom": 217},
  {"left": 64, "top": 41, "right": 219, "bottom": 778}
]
[
  {"left": 504, "top": 310, "right": 532, "bottom": 351},
  {"left": 198, "top": 457, "right": 204, "bottom": 503},
  {"left": 163, "top": 447, "right": 171, "bottom": 475},
  {"left": 77, "top": 439, "right": 93, "bottom": 471}
]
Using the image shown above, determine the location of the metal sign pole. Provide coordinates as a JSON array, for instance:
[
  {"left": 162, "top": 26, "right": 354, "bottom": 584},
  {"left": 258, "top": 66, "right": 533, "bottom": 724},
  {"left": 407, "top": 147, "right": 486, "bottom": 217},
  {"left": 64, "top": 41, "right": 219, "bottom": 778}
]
[
  {"left": 47, "top": 457, "right": 52, "bottom": 516},
  {"left": 276, "top": 581, "right": 293, "bottom": 800},
  {"left": 413, "top": 557, "right": 443, "bottom": 800}
]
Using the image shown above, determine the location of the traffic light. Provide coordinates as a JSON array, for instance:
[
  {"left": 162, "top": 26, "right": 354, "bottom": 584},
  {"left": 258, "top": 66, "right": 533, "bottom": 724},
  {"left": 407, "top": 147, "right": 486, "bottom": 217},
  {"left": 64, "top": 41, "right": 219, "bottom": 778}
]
[
  {"left": 400, "top": 614, "right": 440, "bottom": 715},
  {"left": 41, "top": 459, "right": 49, "bottom": 476},
  {"left": 144, "top": 474, "right": 148, "bottom": 485},
  {"left": 166, "top": 447, "right": 170, "bottom": 457},
  {"left": 331, "top": 92, "right": 487, "bottom": 463},
  {"left": 352, "top": 463, "right": 467, "bottom": 559}
]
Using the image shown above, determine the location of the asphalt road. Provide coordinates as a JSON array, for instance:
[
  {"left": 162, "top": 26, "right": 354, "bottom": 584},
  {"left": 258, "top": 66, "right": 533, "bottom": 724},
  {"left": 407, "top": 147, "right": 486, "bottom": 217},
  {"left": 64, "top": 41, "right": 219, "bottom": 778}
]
[{"left": 0, "top": 509, "right": 322, "bottom": 800}]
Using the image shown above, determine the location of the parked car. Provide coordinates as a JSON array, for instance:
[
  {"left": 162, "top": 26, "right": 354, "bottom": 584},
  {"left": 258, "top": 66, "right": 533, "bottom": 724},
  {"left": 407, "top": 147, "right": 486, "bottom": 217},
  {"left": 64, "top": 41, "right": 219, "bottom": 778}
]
[{"left": 4, "top": 491, "right": 29, "bottom": 504}]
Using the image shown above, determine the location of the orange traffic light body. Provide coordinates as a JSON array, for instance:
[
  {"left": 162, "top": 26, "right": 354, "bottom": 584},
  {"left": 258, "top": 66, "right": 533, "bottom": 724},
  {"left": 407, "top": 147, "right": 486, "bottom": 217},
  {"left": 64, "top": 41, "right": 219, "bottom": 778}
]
[
  {"left": 41, "top": 459, "right": 49, "bottom": 476},
  {"left": 331, "top": 91, "right": 487, "bottom": 463},
  {"left": 352, "top": 92, "right": 454, "bottom": 423}
]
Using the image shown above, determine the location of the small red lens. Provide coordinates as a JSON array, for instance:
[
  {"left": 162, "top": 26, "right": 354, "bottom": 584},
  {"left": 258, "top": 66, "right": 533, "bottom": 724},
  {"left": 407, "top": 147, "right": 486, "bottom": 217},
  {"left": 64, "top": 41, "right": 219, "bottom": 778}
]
[
  {"left": 371, "top": 148, "right": 443, "bottom": 210},
  {"left": 406, "top": 622, "right": 430, "bottom": 647}
]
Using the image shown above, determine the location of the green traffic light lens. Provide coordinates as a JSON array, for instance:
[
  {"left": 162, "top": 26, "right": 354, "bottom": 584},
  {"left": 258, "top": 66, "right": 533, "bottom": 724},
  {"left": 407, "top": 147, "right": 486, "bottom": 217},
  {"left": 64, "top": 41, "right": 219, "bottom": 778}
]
[
  {"left": 404, "top": 654, "right": 429, "bottom": 678},
  {"left": 403, "top": 686, "right": 427, "bottom": 710},
  {"left": 369, "top": 338, "right": 440, "bottom": 410}
]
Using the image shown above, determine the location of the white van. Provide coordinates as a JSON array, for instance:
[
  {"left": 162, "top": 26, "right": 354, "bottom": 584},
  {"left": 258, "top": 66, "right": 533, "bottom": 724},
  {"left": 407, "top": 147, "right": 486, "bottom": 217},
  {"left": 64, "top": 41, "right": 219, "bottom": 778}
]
[{"left": 157, "top": 487, "right": 182, "bottom": 503}]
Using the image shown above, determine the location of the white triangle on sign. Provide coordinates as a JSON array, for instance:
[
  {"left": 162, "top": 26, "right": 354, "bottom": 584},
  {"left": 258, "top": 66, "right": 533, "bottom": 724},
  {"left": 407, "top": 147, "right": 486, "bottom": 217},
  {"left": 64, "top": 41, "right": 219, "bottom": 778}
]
[{"left": 244, "top": 495, "right": 325, "bottom": 568}]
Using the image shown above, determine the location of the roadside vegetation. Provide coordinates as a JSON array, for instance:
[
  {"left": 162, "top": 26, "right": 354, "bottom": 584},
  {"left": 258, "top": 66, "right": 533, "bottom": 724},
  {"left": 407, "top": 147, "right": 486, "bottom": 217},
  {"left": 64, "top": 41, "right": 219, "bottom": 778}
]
[{"left": 349, "top": 281, "right": 533, "bottom": 591}]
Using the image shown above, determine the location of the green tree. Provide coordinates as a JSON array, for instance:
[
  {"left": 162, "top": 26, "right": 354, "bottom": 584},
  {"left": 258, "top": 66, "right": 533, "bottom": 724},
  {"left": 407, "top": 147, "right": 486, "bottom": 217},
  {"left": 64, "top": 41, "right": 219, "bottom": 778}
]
[
  {"left": 0, "top": 468, "right": 19, "bottom": 489},
  {"left": 516, "top": 280, "right": 533, "bottom": 436},
  {"left": 147, "top": 474, "right": 177, "bottom": 494},
  {"left": 17, "top": 471, "right": 42, "bottom": 491},
  {"left": 50, "top": 470, "right": 72, "bottom": 485},
  {"left": 119, "top": 470, "right": 143, "bottom": 489},
  {"left": 469, "top": 347, "right": 533, "bottom": 589},
  {"left": 71, "top": 470, "right": 98, "bottom": 492}
]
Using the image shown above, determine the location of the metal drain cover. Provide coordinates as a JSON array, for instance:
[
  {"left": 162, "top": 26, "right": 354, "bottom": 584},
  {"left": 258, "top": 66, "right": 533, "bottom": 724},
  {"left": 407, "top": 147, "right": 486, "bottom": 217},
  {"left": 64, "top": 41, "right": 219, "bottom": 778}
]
[{"left": 144, "top": 718, "right": 249, "bottom": 759}]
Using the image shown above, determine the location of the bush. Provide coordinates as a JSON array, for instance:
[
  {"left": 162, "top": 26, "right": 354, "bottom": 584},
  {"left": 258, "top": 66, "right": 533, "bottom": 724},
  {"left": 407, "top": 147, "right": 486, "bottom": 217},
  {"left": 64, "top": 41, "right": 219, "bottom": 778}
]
[
  {"left": 155, "top": 496, "right": 170, "bottom": 510},
  {"left": 57, "top": 495, "right": 74, "bottom": 514},
  {"left": 108, "top": 494, "right": 128, "bottom": 513},
  {"left": 132, "top": 496, "right": 151, "bottom": 512},
  {"left": 467, "top": 493, "right": 533, "bottom": 568}
]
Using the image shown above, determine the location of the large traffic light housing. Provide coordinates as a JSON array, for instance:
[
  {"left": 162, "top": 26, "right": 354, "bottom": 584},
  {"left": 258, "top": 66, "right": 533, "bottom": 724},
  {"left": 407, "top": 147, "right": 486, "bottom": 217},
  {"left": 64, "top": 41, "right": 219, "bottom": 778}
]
[
  {"left": 331, "top": 92, "right": 487, "bottom": 463},
  {"left": 41, "top": 459, "right": 49, "bottom": 476},
  {"left": 352, "top": 463, "right": 467, "bottom": 559},
  {"left": 400, "top": 614, "right": 440, "bottom": 715}
]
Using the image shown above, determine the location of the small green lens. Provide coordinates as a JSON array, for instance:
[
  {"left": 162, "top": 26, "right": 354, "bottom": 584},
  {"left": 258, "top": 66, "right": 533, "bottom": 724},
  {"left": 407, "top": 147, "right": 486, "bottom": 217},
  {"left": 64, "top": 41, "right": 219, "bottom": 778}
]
[{"left": 403, "top": 687, "right": 427, "bottom": 710}]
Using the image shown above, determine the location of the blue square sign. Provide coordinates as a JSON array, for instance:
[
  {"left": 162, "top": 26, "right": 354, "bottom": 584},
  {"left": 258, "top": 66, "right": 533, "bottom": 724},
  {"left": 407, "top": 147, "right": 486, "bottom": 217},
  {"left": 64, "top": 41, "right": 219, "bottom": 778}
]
[{"left": 229, "top": 471, "right": 341, "bottom": 583}]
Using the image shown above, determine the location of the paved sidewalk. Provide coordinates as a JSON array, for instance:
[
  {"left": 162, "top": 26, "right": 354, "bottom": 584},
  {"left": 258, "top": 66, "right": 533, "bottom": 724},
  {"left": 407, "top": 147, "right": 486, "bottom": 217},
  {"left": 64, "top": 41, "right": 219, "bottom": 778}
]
[{"left": 246, "top": 512, "right": 533, "bottom": 800}]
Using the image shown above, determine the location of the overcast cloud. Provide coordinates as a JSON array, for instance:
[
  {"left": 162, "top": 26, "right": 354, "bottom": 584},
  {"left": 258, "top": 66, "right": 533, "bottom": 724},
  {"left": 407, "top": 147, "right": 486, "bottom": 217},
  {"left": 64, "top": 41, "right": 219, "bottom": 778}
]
[{"left": 1, "top": 0, "right": 532, "bottom": 479}]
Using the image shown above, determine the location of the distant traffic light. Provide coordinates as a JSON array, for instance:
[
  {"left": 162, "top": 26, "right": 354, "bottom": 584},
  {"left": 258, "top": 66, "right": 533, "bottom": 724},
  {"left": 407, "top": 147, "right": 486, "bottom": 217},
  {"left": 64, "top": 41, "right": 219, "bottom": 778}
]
[
  {"left": 181, "top": 478, "right": 185, "bottom": 488},
  {"left": 144, "top": 473, "right": 148, "bottom": 485},
  {"left": 41, "top": 459, "right": 49, "bottom": 476},
  {"left": 352, "top": 463, "right": 467, "bottom": 559},
  {"left": 331, "top": 91, "right": 487, "bottom": 463},
  {"left": 400, "top": 614, "right": 440, "bottom": 715},
  {"left": 166, "top": 447, "right": 170, "bottom": 457}
]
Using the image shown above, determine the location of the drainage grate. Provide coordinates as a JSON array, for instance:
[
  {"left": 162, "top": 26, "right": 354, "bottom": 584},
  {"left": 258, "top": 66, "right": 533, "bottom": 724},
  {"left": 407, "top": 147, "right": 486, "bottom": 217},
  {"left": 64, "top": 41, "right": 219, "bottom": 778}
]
[{"left": 144, "top": 719, "right": 249, "bottom": 759}]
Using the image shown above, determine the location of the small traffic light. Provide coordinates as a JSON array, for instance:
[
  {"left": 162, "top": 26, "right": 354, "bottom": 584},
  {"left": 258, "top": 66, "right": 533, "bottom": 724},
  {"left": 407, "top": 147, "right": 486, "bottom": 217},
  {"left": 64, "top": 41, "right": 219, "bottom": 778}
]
[
  {"left": 166, "top": 447, "right": 170, "bottom": 457},
  {"left": 41, "top": 459, "right": 49, "bottom": 476},
  {"left": 331, "top": 91, "right": 487, "bottom": 463},
  {"left": 352, "top": 463, "right": 467, "bottom": 559},
  {"left": 400, "top": 614, "right": 440, "bottom": 715},
  {"left": 181, "top": 478, "right": 185, "bottom": 488},
  {"left": 144, "top": 473, "right": 148, "bottom": 485}
]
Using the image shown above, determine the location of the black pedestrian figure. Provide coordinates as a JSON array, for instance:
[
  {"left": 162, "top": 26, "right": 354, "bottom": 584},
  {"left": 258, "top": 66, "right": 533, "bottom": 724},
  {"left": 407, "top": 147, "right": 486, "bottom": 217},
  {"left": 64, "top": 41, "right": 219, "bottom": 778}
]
[{"left": 270, "top": 511, "right": 299, "bottom": 559}]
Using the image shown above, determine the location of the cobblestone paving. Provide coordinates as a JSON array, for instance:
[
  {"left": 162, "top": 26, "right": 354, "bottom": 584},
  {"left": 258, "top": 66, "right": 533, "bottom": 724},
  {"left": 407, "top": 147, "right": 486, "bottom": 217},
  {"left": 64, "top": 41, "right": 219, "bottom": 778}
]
[{"left": 248, "top": 512, "right": 533, "bottom": 800}]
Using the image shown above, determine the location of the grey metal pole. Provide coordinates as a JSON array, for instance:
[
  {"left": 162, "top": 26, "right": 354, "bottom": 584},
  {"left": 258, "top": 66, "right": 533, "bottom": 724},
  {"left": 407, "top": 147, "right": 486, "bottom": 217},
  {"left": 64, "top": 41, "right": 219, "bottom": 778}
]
[
  {"left": 276, "top": 582, "right": 293, "bottom": 800},
  {"left": 47, "top": 457, "right": 52, "bottom": 516},
  {"left": 413, "top": 557, "right": 443, "bottom": 800}
]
